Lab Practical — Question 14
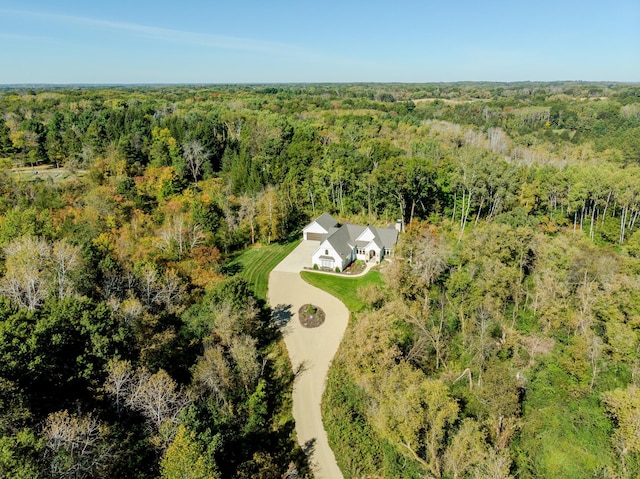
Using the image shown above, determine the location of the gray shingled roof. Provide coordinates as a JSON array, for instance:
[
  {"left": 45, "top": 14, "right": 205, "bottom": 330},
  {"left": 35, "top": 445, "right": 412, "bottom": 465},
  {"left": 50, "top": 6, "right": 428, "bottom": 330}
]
[
  {"left": 314, "top": 212, "right": 338, "bottom": 231},
  {"left": 376, "top": 227, "right": 398, "bottom": 249},
  {"left": 323, "top": 223, "right": 398, "bottom": 259},
  {"left": 325, "top": 224, "right": 362, "bottom": 259}
]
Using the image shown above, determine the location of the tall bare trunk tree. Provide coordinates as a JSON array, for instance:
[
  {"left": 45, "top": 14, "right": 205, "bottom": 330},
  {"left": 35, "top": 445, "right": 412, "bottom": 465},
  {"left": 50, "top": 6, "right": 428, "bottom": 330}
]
[{"left": 182, "top": 140, "right": 208, "bottom": 183}]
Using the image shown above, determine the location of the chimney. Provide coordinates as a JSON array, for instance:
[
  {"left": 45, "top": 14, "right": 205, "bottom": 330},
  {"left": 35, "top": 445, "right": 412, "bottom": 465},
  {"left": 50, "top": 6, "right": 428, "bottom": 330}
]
[{"left": 395, "top": 219, "right": 404, "bottom": 233}]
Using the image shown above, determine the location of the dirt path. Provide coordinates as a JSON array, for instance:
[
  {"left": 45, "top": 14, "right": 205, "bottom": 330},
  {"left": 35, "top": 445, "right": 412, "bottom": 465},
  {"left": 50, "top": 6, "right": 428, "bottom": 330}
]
[{"left": 268, "top": 242, "right": 348, "bottom": 479}]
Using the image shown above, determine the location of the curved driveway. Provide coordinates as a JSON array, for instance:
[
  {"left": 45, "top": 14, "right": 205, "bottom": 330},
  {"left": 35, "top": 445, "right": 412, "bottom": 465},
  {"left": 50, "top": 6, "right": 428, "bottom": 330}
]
[{"left": 268, "top": 240, "right": 347, "bottom": 479}]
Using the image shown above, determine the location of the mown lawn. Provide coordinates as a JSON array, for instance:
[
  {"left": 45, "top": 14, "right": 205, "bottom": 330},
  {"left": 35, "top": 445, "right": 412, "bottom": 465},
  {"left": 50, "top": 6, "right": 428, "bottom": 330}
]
[
  {"left": 300, "top": 270, "right": 384, "bottom": 313},
  {"left": 228, "top": 240, "right": 300, "bottom": 300},
  {"left": 9, "top": 164, "right": 86, "bottom": 183}
]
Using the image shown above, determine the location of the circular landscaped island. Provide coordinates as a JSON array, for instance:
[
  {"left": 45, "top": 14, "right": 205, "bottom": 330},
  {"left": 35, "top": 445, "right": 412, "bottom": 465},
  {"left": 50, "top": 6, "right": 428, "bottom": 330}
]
[{"left": 298, "top": 304, "right": 326, "bottom": 328}]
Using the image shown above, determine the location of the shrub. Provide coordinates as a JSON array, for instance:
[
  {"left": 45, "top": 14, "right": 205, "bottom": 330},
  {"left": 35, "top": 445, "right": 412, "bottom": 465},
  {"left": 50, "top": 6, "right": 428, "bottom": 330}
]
[
  {"left": 335, "top": 266, "right": 340, "bottom": 273},
  {"left": 313, "top": 263, "right": 319, "bottom": 270}
]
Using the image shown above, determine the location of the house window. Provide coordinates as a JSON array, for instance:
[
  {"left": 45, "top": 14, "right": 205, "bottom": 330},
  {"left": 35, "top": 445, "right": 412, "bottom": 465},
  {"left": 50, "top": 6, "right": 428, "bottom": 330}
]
[{"left": 325, "top": 249, "right": 328, "bottom": 255}]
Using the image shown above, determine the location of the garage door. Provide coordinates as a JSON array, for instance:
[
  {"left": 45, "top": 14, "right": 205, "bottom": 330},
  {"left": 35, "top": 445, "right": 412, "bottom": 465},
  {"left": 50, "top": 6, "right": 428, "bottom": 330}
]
[{"left": 305, "top": 232, "right": 324, "bottom": 241}]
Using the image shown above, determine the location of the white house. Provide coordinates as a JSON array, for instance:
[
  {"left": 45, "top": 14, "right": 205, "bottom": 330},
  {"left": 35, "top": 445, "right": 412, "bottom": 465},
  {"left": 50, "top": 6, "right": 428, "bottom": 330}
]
[
  {"left": 302, "top": 212, "right": 338, "bottom": 241},
  {"left": 303, "top": 213, "right": 400, "bottom": 272}
]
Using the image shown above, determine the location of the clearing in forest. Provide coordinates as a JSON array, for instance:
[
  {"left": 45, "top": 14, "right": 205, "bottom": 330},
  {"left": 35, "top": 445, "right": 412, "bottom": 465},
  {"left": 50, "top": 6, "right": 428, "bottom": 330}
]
[
  {"left": 228, "top": 240, "right": 300, "bottom": 300},
  {"left": 8, "top": 164, "right": 86, "bottom": 182}
]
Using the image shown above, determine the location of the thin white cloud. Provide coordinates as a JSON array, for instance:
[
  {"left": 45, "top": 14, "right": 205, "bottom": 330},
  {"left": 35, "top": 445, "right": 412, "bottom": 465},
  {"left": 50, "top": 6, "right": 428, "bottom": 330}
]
[{"left": 0, "top": 9, "right": 305, "bottom": 56}]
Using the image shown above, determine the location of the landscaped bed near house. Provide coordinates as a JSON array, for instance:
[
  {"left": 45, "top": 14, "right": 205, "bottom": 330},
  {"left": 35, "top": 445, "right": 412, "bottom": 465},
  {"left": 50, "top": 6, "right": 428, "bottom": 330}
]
[
  {"left": 299, "top": 270, "right": 384, "bottom": 313},
  {"left": 307, "top": 260, "right": 367, "bottom": 275},
  {"left": 342, "top": 260, "right": 366, "bottom": 275}
]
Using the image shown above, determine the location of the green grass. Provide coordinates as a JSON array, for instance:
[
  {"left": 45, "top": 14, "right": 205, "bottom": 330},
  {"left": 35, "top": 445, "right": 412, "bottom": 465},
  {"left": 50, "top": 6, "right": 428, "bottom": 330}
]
[
  {"left": 9, "top": 164, "right": 86, "bottom": 183},
  {"left": 300, "top": 270, "right": 384, "bottom": 313},
  {"left": 228, "top": 240, "right": 300, "bottom": 300}
]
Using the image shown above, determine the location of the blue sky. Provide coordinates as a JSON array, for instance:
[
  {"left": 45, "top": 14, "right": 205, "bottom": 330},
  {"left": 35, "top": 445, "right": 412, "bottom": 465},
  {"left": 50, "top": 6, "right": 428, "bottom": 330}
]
[{"left": 0, "top": 0, "right": 638, "bottom": 84}]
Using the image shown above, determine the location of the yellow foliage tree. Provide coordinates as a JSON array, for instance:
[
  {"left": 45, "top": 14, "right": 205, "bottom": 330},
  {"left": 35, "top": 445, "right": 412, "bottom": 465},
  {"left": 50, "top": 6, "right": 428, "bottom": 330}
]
[
  {"left": 160, "top": 425, "right": 218, "bottom": 479},
  {"left": 371, "top": 363, "right": 459, "bottom": 477},
  {"left": 602, "top": 384, "right": 640, "bottom": 473},
  {"left": 136, "top": 166, "right": 179, "bottom": 203}
]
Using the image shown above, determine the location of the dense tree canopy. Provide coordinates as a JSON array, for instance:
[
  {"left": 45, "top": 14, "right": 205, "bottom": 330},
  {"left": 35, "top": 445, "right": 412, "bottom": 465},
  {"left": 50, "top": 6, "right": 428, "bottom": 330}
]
[{"left": 0, "top": 81, "right": 639, "bottom": 478}]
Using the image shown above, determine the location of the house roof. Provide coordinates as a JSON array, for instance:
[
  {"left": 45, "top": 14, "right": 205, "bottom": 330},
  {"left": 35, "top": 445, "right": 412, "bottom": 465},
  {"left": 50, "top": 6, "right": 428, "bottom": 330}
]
[
  {"left": 375, "top": 226, "right": 398, "bottom": 249},
  {"left": 322, "top": 223, "right": 398, "bottom": 260},
  {"left": 304, "top": 212, "right": 338, "bottom": 232},
  {"left": 325, "top": 223, "right": 364, "bottom": 259}
]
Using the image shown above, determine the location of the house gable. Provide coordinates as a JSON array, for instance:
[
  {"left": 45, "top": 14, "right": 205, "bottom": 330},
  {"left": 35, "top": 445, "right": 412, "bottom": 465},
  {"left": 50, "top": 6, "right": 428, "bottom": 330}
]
[
  {"left": 355, "top": 225, "right": 397, "bottom": 251},
  {"left": 312, "top": 241, "right": 350, "bottom": 270},
  {"left": 365, "top": 238, "right": 383, "bottom": 252},
  {"left": 325, "top": 225, "right": 360, "bottom": 259},
  {"left": 355, "top": 227, "right": 376, "bottom": 243},
  {"left": 302, "top": 213, "right": 339, "bottom": 241}
]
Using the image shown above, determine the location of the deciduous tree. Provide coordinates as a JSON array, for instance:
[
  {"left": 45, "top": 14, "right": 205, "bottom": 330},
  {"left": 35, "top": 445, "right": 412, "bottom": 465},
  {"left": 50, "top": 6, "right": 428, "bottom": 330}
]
[
  {"left": 160, "top": 425, "right": 218, "bottom": 479},
  {"left": 183, "top": 140, "right": 209, "bottom": 183},
  {"left": 230, "top": 335, "right": 260, "bottom": 393},
  {"left": 0, "top": 236, "right": 50, "bottom": 311},
  {"left": 51, "top": 240, "right": 82, "bottom": 300},
  {"left": 602, "top": 384, "right": 640, "bottom": 472},
  {"left": 44, "top": 410, "right": 114, "bottom": 479}
]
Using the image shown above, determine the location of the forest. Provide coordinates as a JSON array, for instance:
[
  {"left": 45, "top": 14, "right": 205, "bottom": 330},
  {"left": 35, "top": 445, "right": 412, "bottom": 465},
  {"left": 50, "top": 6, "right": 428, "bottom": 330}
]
[{"left": 0, "top": 81, "right": 639, "bottom": 478}]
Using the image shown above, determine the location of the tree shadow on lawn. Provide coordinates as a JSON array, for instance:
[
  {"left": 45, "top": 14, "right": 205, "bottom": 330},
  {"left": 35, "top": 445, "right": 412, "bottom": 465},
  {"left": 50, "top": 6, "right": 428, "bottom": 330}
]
[{"left": 219, "top": 261, "right": 243, "bottom": 276}]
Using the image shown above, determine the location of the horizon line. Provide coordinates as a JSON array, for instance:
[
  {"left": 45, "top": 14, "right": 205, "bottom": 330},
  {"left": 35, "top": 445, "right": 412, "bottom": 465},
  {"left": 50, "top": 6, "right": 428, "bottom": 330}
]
[{"left": 1, "top": 80, "right": 639, "bottom": 88}]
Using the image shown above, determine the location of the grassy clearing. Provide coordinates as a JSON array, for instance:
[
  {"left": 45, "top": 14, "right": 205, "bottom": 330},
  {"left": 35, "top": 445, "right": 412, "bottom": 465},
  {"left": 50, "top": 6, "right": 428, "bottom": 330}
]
[
  {"left": 8, "top": 164, "right": 86, "bottom": 183},
  {"left": 300, "top": 270, "right": 384, "bottom": 313},
  {"left": 228, "top": 240, "right": 300, "bottom": 300}
]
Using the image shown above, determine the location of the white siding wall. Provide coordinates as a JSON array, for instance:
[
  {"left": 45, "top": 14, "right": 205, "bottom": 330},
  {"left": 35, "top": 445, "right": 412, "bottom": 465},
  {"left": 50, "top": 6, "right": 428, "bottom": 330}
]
[
  {"left": 312, "top": 242, "right": 344, "bottom": 270},
  {"left": 303, "top": 222, "right": 328, "bottom": 241}
]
